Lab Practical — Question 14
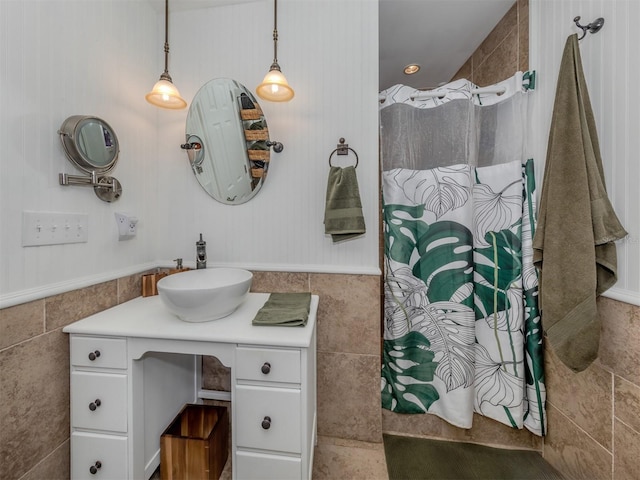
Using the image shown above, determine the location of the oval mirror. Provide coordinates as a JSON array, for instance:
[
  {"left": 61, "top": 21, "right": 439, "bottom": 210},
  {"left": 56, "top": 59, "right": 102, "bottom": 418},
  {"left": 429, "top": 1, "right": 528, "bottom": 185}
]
[
  {"left": 185, "top": 78, "right": 273, "bottom": 205},
  {"left": 59, "top": 115, "right": 119, "bottom": 174}
]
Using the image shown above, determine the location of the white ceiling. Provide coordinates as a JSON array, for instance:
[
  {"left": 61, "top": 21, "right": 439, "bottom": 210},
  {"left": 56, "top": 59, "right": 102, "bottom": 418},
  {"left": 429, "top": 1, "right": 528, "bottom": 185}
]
[
  {"left": 379, "top": 0, "right": 515, "bottom": 91},
  {"left": 151, "top": 0, "right": 515, "bottom": 92}
]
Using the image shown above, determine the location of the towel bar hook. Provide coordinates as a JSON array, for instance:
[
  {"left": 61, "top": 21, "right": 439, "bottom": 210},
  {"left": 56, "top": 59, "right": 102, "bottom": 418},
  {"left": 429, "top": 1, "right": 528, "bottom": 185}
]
[
  {"left": 573, "top": 16, "right": 605, "bottom": 41},
  {"left": 329, "top": 138, "right": 359, "bottom": 168}
]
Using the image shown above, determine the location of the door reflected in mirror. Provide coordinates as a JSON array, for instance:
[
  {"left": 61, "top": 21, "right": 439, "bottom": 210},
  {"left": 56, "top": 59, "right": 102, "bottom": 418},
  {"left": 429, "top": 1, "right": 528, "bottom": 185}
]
[{"left": 185, "top": 78, "right": 272, "bottom": 205}]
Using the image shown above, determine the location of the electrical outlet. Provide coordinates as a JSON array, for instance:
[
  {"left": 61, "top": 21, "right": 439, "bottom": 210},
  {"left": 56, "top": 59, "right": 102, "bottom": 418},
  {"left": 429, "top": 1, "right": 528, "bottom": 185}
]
[
  {"left": 22, "top": 211, "right": 89, "bottom": 247},
  {"left": 115, "top": 212, "right": 138, "bottom": 240}
]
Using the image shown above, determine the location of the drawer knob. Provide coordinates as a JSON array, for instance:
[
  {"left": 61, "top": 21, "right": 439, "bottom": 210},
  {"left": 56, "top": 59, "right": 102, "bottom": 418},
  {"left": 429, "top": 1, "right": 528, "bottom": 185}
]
[
  {"left": 89, "top": 399, "right": 102, "bottom": 411},
  {"left": 89, "top": 461, "right": 102, "bottom": 474},
  {"left": 261, "top": 362, "right": 271, "bottom": 374},
  {"left": 261, "top": 416, "right": 271, "bottom": 430},
  {"left": 88, "top": 350, "right": 101, "bottom": 361}
]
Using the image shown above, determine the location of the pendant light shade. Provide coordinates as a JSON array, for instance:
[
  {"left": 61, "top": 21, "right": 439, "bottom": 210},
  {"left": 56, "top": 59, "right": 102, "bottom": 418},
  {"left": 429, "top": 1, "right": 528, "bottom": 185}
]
[
  {"left": 256, "top": 0, "right": 294, "bottom": 102},
  {"left": 146, "top": 77, "right": 187, "bottom": 109},
  {"left": 256, "top": 65, "right": 294, "bottom": 102},
  {"left": 146, "top": 0, "right": 186, "bottom": 109}
]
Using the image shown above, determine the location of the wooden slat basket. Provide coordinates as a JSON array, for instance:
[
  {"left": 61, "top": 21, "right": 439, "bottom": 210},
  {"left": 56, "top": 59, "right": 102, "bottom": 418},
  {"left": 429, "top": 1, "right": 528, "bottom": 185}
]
[
  {"left": 160, "top": 404, "right": 229, "bottom": 480},
  {"left": 240, "top": 107, "right": 263, "bottom": 120},
  {"left": 244, "top": 129, "right": 269, "bottom": 141},
  {"left": 248, "top": 150, "right": 270, "bottom": 161}
]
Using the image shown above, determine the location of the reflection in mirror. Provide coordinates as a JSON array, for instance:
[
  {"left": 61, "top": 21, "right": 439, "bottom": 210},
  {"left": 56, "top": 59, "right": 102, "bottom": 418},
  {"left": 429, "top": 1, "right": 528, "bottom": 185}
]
[
  {"left": 185, "top": 78, "right": 272, "bottom": 205},
  {"left": 59, "top": 115, "right": 119, "bottom": 173}
]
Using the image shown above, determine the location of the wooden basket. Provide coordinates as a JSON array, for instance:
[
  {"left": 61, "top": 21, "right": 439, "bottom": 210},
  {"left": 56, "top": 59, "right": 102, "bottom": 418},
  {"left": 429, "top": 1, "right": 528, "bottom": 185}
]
[
  {"left": 240, "top": 107, "right": 263, "bottom": 120},
  {"left": 160, "top": 404, "right": 229, "bottom": 480},
  {"left": 251, "top": 167, "right": 265, "bottom": 178},
  {"left": 141, "top": 272, "right": 167, "bottom": 297},
  {"left": 248, "top": 150, "right": 270, "bottom": 161},
  {"left": 244, "top": 129, "right": 269, "bottom": 141}
]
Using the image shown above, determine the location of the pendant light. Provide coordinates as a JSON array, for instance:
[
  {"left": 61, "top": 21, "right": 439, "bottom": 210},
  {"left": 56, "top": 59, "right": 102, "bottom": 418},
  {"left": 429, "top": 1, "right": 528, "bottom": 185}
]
[
  {"left": 256, "top": 0, "right": 294, "bottom": 102},
  {"left": 146, "top": 0, "right": 186, "bottom": 109}
]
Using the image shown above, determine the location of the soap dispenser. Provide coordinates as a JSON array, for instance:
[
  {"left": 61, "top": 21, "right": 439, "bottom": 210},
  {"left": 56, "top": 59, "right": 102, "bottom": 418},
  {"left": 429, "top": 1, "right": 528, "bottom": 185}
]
[
  {"left": 169, "top": 258, "right": 190, "bottom": 275},
  {"left": 196, "top": 234, "right": 207, "bottom": 269}
]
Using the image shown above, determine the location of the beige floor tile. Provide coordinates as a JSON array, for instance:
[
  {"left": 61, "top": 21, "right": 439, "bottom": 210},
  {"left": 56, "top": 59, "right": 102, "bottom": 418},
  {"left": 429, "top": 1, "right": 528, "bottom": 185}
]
[{"left": 313, "top": 435, "right": 388, "bottom": 480}]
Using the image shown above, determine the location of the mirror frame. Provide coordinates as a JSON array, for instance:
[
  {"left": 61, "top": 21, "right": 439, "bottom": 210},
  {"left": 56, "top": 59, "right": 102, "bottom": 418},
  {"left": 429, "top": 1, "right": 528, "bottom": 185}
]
[{"left": 59, "top": 115, "right": 119, "bottom": 174}]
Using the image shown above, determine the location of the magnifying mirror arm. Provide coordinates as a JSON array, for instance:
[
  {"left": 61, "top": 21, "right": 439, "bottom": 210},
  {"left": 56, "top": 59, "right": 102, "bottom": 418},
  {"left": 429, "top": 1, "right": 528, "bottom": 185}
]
[
  {"left": 59, "top": 172, "right": 122, "bottom": 202},
  {"left": 59, "top": 171, "right": 99, "bottom": 186}
]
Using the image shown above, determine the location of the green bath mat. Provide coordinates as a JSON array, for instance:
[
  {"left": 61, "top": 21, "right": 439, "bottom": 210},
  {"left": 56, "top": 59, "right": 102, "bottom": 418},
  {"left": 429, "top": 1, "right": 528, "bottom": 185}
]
[{"left": 383, "top": 434, "right": 564, "bottom": 480}]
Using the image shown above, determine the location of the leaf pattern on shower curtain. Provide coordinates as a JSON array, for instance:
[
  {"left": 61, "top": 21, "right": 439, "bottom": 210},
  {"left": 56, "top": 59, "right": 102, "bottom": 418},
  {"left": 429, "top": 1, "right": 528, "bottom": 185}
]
[
  {"left": 382, "top": 160, "right": 546, "bottom": 435},
  {"left": 381, "top": 330, "right": 440, "bottom": 413}
]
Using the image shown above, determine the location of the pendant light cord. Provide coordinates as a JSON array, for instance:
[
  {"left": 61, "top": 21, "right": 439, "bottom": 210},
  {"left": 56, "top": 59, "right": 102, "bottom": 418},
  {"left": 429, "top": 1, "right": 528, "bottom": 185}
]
[
  {"left": 161, "top": 0, "right": 171, "bottom": 80},
  {"left": 271, "top": 0, "right": 280, "bottom": 70}
]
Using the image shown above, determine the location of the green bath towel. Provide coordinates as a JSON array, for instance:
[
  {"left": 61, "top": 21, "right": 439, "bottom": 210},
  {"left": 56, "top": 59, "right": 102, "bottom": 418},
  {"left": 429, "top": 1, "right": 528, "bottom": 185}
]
[
  {"left": 324, "top": 166, "right": 366, "bottom": 242},
  {"left": 252, "top": 292, "right": 311, "bottom": 327},
  {"left": 532, "top": 34, "right": 627, "bottom": 372}
]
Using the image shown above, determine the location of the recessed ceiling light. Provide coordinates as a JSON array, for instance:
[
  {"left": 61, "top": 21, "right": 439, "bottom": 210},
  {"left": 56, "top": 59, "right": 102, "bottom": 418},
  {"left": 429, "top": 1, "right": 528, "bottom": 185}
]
[{"left": 403, "top": 64, "right": 420, "bottom": 75}]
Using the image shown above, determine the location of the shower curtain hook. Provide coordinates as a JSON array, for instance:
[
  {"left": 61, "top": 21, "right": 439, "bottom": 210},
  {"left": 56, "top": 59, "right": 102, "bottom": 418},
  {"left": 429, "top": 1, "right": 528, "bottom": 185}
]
[{"left": 573, "top": 16, "right": 605, "bottom": 41}]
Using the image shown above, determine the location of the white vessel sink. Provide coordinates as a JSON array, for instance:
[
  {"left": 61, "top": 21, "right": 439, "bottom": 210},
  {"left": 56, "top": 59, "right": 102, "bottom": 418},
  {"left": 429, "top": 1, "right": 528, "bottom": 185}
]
[{"left": 157, "top": 268, "right": 253, "bottom": 322}]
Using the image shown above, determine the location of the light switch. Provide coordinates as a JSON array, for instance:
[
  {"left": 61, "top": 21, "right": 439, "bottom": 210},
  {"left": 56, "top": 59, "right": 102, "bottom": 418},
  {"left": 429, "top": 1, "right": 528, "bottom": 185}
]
[{"left": 22, "top": 211, "right": 89, "bottom": 247}]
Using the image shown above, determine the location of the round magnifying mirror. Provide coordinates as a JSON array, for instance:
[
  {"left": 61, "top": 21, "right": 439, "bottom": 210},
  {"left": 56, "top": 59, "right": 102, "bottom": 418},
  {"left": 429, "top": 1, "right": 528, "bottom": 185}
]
[
  {"left": 59, "top": 115, "right": 119, "bottom": 174},
  {"left": 185, "top": 78, "right": 271, "bottom": 205}
]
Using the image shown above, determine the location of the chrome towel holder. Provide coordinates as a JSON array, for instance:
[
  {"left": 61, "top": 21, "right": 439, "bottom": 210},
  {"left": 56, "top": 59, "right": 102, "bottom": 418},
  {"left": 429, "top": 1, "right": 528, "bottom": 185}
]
[{"left": 574, "top": 16, "right": 605, "bottom": 41}]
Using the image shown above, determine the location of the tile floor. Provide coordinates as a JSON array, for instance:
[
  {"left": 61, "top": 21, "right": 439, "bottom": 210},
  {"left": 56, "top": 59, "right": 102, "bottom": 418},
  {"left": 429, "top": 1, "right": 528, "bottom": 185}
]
[
  {"left": 312, "top": 436, "right": 388, "bottom": 479},
  {"left": 205, "top": 435, "right": 389, "bottom": 480}
]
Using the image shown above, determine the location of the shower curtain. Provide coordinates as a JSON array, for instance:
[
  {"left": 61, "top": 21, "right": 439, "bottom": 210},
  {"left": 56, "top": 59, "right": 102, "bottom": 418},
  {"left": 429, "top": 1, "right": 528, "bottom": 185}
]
[{"left": 379, "top": 73, "right": 546, "bottom": 436}]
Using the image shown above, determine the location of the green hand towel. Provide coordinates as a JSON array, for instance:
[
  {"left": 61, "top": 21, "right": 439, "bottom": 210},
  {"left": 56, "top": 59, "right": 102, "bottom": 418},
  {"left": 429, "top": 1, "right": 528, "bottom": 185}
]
[
  {"left": 252, "top": 292, "right": 311, "bottom": 327},
  {"left": 324, "top": 166, "right": 366, "bottom": 242}
]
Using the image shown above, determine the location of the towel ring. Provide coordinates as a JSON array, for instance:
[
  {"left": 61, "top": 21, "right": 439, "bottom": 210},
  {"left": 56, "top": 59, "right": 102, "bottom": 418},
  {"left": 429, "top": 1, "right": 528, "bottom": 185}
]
[{"left": 329, "top": 138, "right": 359, "bottom": 168}]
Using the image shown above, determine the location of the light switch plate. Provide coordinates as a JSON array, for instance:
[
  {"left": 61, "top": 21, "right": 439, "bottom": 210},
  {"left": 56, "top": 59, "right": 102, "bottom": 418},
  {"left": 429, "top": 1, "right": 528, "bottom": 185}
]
[{"left": 22, "top": 211, "right": 89, "bottom": 247}]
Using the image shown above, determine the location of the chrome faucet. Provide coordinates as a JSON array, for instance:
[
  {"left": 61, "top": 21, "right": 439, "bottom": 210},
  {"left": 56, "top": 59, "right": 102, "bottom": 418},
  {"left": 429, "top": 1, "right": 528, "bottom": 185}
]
[{"left": 196, "top": 234, "right": 207, "bottom": 269}]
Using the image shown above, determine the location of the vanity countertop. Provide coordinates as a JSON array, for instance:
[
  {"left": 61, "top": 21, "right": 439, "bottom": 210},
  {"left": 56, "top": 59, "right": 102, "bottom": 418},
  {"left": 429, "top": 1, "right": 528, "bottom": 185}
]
[{"left": 63, "top": 293, "right": 318, "bottom": 348}]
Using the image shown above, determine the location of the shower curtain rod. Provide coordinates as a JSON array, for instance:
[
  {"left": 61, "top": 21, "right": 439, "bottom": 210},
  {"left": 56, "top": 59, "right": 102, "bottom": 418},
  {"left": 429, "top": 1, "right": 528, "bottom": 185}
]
[
  {"left": 413, "top": 85, "right": 506, "bottom": 100},
  {"left": 378, "top": 72, "right": 535, "bottom": 104},
  {"left": 378, "top": 85, "right": 506, "bottom": 103}
]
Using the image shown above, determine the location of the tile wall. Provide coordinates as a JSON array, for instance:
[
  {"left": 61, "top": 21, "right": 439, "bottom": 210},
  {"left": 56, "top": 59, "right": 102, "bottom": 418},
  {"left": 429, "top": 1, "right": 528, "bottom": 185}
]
[
  {"left": 451, "top": 0, "right": 529, "bottom": 87},
  {"left": 543, "top": 297, "right": 640, "bottom": 480},
  {"left": 0, "top": 273, "right": 146, "bottom": 480},
  {"left": 0, "top": 270, "right": 382, "bottom": 480},
  {"left": 5, "top": 272, "right": 639, "bottom": 480}
]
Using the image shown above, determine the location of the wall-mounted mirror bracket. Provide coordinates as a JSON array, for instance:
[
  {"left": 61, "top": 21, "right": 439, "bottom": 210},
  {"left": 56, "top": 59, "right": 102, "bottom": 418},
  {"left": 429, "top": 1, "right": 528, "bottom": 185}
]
[
  {"left": 266, "top": 140, "right": 284, "bottom": 153},
  {"left": 59, "top": 172, "right": 122, "bottom": 202},
  {"left": 181, "top": 135, "right": 205, "bottom": 174}
]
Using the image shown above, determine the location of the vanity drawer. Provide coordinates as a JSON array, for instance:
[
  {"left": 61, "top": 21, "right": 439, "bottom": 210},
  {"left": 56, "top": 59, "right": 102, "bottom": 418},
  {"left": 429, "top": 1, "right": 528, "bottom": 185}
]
[
  {"left": 71, "top": 431, "right": 127, "bottom": 480},
  {"left": 71, "top": 371, "right": 127, "bottom": 433},
  {"left": 71, "top": 336, "right": 127, "bottom": 369},
  {"left": 235, "top": 385, "right": 301, "bottom": 454},
  {"left": 236, "top": 346, "right": 301, "bottom": 383},
  {"left": 235, "top": 450, "right": 301, "bottom": 480}
]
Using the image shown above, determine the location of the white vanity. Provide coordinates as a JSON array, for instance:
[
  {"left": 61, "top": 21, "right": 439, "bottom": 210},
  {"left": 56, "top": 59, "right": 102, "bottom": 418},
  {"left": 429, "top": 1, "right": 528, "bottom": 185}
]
[{"left": 63, "top": 293, "right": 318, "bottom": 480}]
